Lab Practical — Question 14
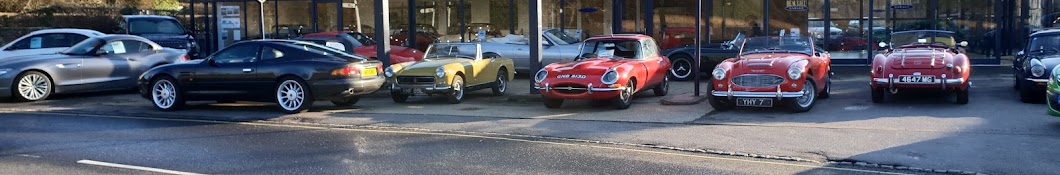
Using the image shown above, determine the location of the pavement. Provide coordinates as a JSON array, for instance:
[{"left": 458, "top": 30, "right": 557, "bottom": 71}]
[
  {"left": 0, "top": 66, "right": 1056, "bottom": 174},
  {"left": 0, "top": 113, "right": 916, "bottom": 175}
]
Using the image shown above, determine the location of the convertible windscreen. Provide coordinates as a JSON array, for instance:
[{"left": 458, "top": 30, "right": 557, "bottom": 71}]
[
  {"left": 1027, "top": 35, "right": 1060, "bottom": 54},
  {"left": 740, "top": 36, "right": 813, "bottom": 56},
  {"left": 890, "top": 31, "right": 957, "bottom": 47},
  {"left": 581, "top": 40, "right": 641, "bottom": 59},
  {"left": 425, "top": 44, "right": 477, "bottom": 59}
]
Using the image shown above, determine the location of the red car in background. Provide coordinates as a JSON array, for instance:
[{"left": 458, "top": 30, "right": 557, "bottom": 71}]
[
  {"left": 390, "top": 24, "right": 441, "bottom": 51},
  {"left": 870, "top": 30, "right": 970, "bottom": 104},
  {"left": 534, "top": 34, "right": 671, "bottom": 109},
  {"left": 660, "top": 27, "right": 696, "bottom": 50},
  {"left": 709, "top": 36, "right": 832, "bottom": 112},
  {"left": 298, "top": 31, "right": 424, "bottom": 64}
]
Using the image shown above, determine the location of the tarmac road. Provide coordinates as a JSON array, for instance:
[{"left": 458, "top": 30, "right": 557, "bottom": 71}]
[{"left": 0, "top": 113, "right": 918, "bottom": 175}]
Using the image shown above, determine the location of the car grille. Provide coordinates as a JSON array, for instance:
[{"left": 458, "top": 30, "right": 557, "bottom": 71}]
[
  {"left": 552, "top": 84, "right": 588, "bottom": 94},
  {"left": 397, "top": 76, "right": 435, "bottom": 85},
  {"left": 731, "top": 74, "right": 785, "bottom": 88},
  {"left": 154, "top": 40, "right": 188, "bottom": 49}
]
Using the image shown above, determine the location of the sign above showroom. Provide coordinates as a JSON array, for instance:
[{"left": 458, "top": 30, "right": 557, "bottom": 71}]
[{"left": 785, "top": 0, "right": 808, "bottom": 11}]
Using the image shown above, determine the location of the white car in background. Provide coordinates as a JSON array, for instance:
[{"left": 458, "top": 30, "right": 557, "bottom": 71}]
[{"left": 0, "top": 29, "right": 105, "bottom": 59}]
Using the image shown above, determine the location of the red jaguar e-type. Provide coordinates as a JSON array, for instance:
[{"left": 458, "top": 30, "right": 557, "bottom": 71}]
[
  {"left": 709, "top": 36, "right": 832, "bottom": 112},
  {"left": 870, "top": 30, "right": 970, "bottom": 104},
  {"left": 534, "top": 34, "right": 671, "bottom": 109}
]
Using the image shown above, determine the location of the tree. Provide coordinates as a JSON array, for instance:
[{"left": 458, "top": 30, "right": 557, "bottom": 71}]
[{"left": 152, "top": 0, "right": 180, "bottom": 11}]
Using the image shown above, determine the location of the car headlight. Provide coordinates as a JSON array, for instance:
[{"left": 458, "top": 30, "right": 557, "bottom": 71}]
[
  {"left": 534, "top": 70, "right": 548, "bottom": 82},
  {"left": 384, "top": 67, "right": 395, "bottom": 77},
  {"left": 712, "top": 68, "right": 727, "bottom": 80},
  {"left": 788, "top": 66, "right": 804, "bottom": 80},
  {"left": 1053, "top": 65, "right": 1060, "bottom": 82},
  {"left": 0, "top": 68, "right": 10, "bottom": 75},
  {"left": 435, "top": 67, "right": 446, "bottom": 78},
  {"left": 601, "top": 70, "right": 619, "bottom": 85},
  {"left": 1031, "top": 59, "right": 1046, "bottom": 77}
]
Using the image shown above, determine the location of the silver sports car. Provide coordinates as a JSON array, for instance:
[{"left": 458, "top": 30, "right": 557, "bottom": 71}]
[{"left": 0, "top": 35, "right": 188, "bottom": 101}]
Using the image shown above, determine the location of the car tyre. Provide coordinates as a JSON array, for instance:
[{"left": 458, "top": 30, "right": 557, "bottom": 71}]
[
  {"left": 819, "top": 73, "right": 832, "bottom": 99},
  {"left": 787, "top": 79, "right": 817, "bottom": 113},
  {"left": 653, "top": 76, "right": 669, "bottom": 96},
  {"left": 491, "top": 69, "right": 508, "bottom": 96},
  {"left": 611, "top": 80, "right": 635, "bottom": 109},
  {"left": 544, "top": 98, "right": 564, "bottom": 108},
  {"left": 871, "top": 88, "right": 885, "bottom": 103},
  {"left": 669, "top": 54, "right": 694, "bottom": 81},
  {"left": 1018, "top": 80, "right": 1042, "bottom": 103},
  {"left": 276, "top": 77, "right": 314, "bottom": 114},
  {"left": 956, "top": 88, "right": 969, "bottom": 105},
  {"left": 391, "top": 91, "right": 409, "bottom": 103},
  {"left": 706, "top": 79, "right": 735, "bottom": 111},
  {"left": 332, "top": 97, "right": 361, "bottom": 107},
  {"left": 13, "top": 71, "right": 52, "bottom": 101},
  {"left": 150, "top": 76, "right": 185, "bottom": 111},
  {"left": 447, "top": 75, "right": 465, "bottom": 104}
]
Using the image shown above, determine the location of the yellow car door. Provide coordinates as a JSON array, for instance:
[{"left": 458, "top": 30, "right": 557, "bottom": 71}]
[{"left": 470, "top": 58, "right": 493, "bottom": 85}]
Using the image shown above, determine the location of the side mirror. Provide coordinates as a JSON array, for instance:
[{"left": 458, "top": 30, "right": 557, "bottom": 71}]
[
  {"left": 578, "top": 53, "right": 597, "bottom": 60},
  {"left": 878, "top": 42, "right": 888, "bottom": 48},
  {"left": 206, "top": 59, "right": 218, "bottom": 66},
  {"left": 958, "top": 41, "right": 969, "bottom": 47},
  {"left": 1018, "top": 51, "right": 1025, "bottom": 56},
  {"left": 95, "top": 49, "right": 109, "bottom": 56}
]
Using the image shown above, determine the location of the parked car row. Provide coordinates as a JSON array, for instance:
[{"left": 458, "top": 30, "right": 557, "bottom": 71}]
[{"left": 4, "top": 24, "right": 1058, "bottom": 116}]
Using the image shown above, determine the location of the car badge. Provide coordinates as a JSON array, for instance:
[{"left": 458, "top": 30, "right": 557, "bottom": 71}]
[
  {"left": 751, "top": 70, "right": 765, "bottom": 73},
  {"left": 914, "top": 61, "right": 923, "bottom": 65}
]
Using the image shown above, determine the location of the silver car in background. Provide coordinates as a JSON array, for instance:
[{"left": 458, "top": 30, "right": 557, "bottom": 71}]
[
  {"left": 0, "top": 35, "right": 188, "bottom": 101},
  {"left": 477, "top": 29, "right": 583, "bottom": 73},
  {"left": 0, "top": 29, "right": 105, "bottom": 59}
]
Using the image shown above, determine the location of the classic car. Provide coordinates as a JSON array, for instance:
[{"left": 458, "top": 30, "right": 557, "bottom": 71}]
[
  {"left": 871, "top": 30, "right": 970, "bottom": 104},
  {"left": 1, "top": 35, "right": 188, "bottom": 101},
  {"left": 1013, "top": 29, "right": 1060, "bottom": 103},
  {"left": 534, "top": 34, "right": 670, "bottom": 109},
  {"left": 0, "top": 29, "right": 104, "bottom": 59},
  {"left": 660, "top": 32, "right": 744, "bottom": 81},
  {"left": 708, "top": 36, "right": 832, "bottom": 112},
  {"left": 385, "top": 42, "right": 515, "bottom": 104},
  {"left": 1047, "top": 65, "right": 1060, "bottom": 116},
  {"left": 477, "top": 29, "right": 583, "bottom": 73},
  {"left": 390, "top": 24, "right": 441, "bottom": 51},
  {"left": 297, "top": 31, "right": 425, "bottom": 64},
  {"left": 138, "top": 40, "right": 385, "bottom": 114},
  {"left": 117, "top": 15, "right": 200, "bottom": 58}
]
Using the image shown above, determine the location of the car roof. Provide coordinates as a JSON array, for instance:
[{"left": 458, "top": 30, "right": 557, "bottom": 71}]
[
  {"left": 1030, "top": 28, "right": 1060, "bottom": 37},
  {"left": 28, "top": 28, "right": 105, "bottom": 36},
  {"left": 93, "top": 34, "right": 150, "bottom": 41},
  {"left": 122, "top": 15, "right": 178, "bottom": 20},
  {"left": 585, "top": 34, "right": 653, "bottom": 41}
]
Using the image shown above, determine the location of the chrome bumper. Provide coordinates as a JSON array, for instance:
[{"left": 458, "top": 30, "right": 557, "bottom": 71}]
[
  {"left": 534, "top": 83, "right": 622, "bottom": 94},
  {"left": 872, "top": 74, "right": 965, "bottom": 91},
  {"left": 390, "top": 83, "right": 451, "bottom": 91},
  {"left": 1026, "top": 78, "right": 1050, "bottom": 83},
  {"left": 711, "top": 86, "right": 804, "bottom": 100}
]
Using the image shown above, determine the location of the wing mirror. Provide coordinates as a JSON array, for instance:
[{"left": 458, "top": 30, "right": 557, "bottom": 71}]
[
  {"left": 1018, "top": 51, "right": 1025, "bottom": 56},
  {"left": 878, "top": 42, "right": 888, "bottom": 48},
  {"left": 578, "top": 53, "right": 597, "bottom": 60},
  {"left": 958, "top": 41, "right": 969, "bottom": 47},
  {"left": 95, "top": 49, "right": 109, "bottom": 56}
]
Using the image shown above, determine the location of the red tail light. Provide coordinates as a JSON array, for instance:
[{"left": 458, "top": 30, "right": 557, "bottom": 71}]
[
  {"left": 331, "top": 67, "right": 361, "bottom": 77},
  {"left": 180, "top": 55, "right": 190, "bottom": 62}
]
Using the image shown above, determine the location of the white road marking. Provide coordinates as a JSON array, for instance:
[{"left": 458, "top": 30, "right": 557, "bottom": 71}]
[
  {"left": 16, "top": 154, "right": 40, "bottom": 158},
  {"left": 76, "top": 160, "right": 205, "bottom": 175}
]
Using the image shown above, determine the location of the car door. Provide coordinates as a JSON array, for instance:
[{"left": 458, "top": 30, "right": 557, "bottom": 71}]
[
  {"left": 188, "top": 44, "right": 261, "bottom": 97},
  {"left": 641, "top": 39, "right": 668, "bottom": 85},
  {"left": 80, "top": 39, "right": 139, "bottom": 90},
  {"left": 247, "top": 45, "right": 290, "bottom": 95}
]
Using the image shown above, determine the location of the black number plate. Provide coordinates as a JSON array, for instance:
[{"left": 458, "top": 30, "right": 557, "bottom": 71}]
[{"left": 736, "top": 98, "right": 773, "bottom": 107}]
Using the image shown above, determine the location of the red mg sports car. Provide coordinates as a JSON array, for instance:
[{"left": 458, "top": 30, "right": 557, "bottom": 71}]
[
  {"left": 870, "top": 30, "right": 970, "bottom": 104},
  {"left": 535, "top": 34, "right": 671, "bottom": 109},
  {"left": 709, "top": 36, "right": 832, "bottom": 112}
]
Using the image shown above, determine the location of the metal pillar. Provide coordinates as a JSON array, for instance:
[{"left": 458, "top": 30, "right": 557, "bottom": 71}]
[
  {"left": 375, "top": 0, "right": 392, "bottom": 66},
  {"left": 694, "top": 0, "right": 702, "bottom": 96},
  {"left": 460, "top": 0, "right": 466, "bottom": 42},
  {"left": 643, "top": 0, "right": 654, "bottom": 37},
  {"left": 509, "top": 0, "right": 516, "bottom": 34},
  {"left": 211, "top": 0, "right": 218, "bottom": 51},
  {"left": 311, "top": 0, "right": 319, "bottom": 33},
  {"left": 762, "top": 0, "right": 768, "bottom": 36},
  {"left": 867, "top": 0, "right": 874, "bottom": 62},
  {"left": 529, "top": 0, "right": 543, "bottom": 94},
  {"left": 930, "top": 0, "right": 937, "bottom": 31},
  {"left": 408, "top": 0, "right": 416, "bottom": 47},
  {"left": 337, "top": 0, "right": 343, "bottom": 31},
  {"left": 260, "top": 0, "right": 267, "bottom": 39},
  {"left": 274, "top": 1, "right": 279, "bottom": 37},
  {"left": 560, "top": 0, "right": 565, "bottom": 31},
  {"left": 823, "top": 0, "right": 830, "bottom": 49},
  {"left": 243, "top": 0, "right": 248, "bottom": 38},
  {"left": 190, "top": 0, "right": 195, "bottom": 34},
  {"left": 995, "top": 0, "right": 1002, "bottom": 60},
  {"left": 612, "top": 0, "right": 623, "bottom": 33}
]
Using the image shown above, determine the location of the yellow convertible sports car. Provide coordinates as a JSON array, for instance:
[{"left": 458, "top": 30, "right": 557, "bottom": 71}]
[{"left": 385, "top": 43, "right": 515, "bottom": 103}]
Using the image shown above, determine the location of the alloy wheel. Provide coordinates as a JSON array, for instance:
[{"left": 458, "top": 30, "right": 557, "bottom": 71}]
[
  {"left": 17, "top": 73, "right": 50, "bottom": 101},
  {"left": 152, "top": 79, "right": 177, "bottom": 109},
  {"left": 277, "top": 80, "right": 305, "bottom": 111}
]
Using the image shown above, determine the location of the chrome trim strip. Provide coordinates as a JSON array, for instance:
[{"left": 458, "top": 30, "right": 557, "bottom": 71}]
[
  {"left": 873, "top": 78, "right": 965, "bottom": 85},
  {"left": 711, "top": 91, "right": 803, "bottom": 98},
  {"left": 1026, "top": 78, "right": 1050, "bottom": 83}
]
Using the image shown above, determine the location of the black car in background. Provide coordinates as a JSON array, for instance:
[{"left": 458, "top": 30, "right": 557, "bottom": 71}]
[
  {"left": 1013, "top": 29, "right": 1060, "bottom": 103},
  {"left": 116, "top": 15, "right": 200, "bottom": 59},
  {"left": 138, "top": 40, "right": 386, "bottom": 113}
]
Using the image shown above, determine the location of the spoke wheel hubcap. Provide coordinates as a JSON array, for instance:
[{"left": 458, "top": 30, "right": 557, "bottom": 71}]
[
  {"left": 277, "top": 80, "right": 305, "bottom": 111},
  {"left": 152, "top": 80, "right": 176, "bottom": 108},
  {"left": 17, "top": 74, "right": 49, "bottom": 100},
  {"left": 797, "top": 83, "right": 815, "bottom": 107},
  {"left": 671, "top": 59, "right": 692, "bottom": 79},
  {"left": 497, "top": 76, "right": 506, "bottom": 92},
  {"left": 454, "top": 79, "right": 464, "bottom": 100}
]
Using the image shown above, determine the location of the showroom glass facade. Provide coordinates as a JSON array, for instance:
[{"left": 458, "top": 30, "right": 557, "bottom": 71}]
[{"left": 188, "top": 0, "right": 1058, "bottom": 65}]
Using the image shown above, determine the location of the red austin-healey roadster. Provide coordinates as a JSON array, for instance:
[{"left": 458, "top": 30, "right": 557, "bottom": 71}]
[
  {"left": 870, "top": 30, "right": 970, "bottom": 104},
  {"left": 709, "top": 36, "right": 832, "bottom": 112},
  {"left": 535, "top": 34, "right": 671, "bottom": 109}
]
